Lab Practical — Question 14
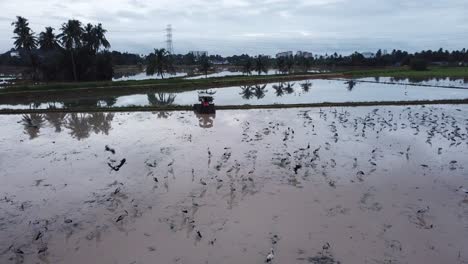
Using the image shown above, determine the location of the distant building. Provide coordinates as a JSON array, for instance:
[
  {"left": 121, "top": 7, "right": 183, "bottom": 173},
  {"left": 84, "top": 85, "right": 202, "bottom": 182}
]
[
  {"left": 296, "top": 51, "right": 313, "bottom": 58},
  {"left": 362, "top": 52, "right": 375, "bottom": 59},
  {"left": 189, "top": 51, "right": 208, "bottom": 58},
  {"left": 9, "top": 51, "right": 20, "bottom": 58},
  {"left": 276, "top": 51, "right": 293, "bottom": 58}
]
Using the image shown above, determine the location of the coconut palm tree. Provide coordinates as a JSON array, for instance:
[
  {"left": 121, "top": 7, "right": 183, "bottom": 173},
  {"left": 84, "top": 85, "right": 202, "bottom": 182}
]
[
  {"left": 242, "top": 58, "right": 253, "bottom": 76},
  {"left": 254, "top": 55, "right": 268, "bottom": 75},
  {"left": 11, "top": 16, "right": 38, "bottom": 79},
  {"left": 199, "top": 55, "right": 212, "bottom": 78},
  {"left": 82, "top": 23, "right": 96, "bottom": 52},
  {"left": 58, "top": 20, "right": 84, "bottom": 81},
  {"left": 82, "top": 23, "right": 110, "bottom": 54},
  {"left": 146, "top": 49, "right": 173, "bottom": 79},
  {"left": 276, "top": 57, "right": 287, "bottom": 74},
  {"left": 94, "top": 23, "right": 110, "bottom": 52},
  {"left": 38, "top": 27, "right": 59, "bottom": 50},
  {"left": 285, "top": 57, "right": 294, "bottom": 74}
]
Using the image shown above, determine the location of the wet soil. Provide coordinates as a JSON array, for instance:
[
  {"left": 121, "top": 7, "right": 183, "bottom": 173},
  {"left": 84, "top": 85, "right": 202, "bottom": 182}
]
[{"left": 0, "top": 105, "right": 467, "bottom": 263}]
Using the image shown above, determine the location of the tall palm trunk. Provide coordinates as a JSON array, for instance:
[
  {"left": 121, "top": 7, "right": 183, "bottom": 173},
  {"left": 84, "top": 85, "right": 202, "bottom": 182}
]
[
  {"left": 70, "top": 50, "right": 77, "bottom": 81},
  {"left": 29, "top": 52, "right": 37, "bottom": 81}
]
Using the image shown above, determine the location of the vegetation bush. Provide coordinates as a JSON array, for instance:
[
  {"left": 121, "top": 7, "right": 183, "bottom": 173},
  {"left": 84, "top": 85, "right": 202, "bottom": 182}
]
[{"left": 410, "top": 58, "right": 429, "bottom": 71}]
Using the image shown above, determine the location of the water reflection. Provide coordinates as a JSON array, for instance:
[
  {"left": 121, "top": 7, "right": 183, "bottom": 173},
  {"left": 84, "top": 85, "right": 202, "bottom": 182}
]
[
  {"left": 253, "top": 84, "right": 267, "bottom": 99},
  {"left": 240, "top": 85, "right": 254, "bottom": 100},
  {"left": 66, "top": 113, "right": 114, "bottom": 140},
  {"left": 300, "top": 81, "right": 312, "bottom": 92},
  {"left": 283, "top": 82, "right": 295, "bottom": 94},
  {"left": 44, "top": 112, "right": 67, "bottom": 132},
  {"left": 20, "top": 112, "right": 115, "bottom": 140},
  {"left": 272, "top": 83, "right": 284, "bottom": 97},
  {"left": 239, "top": 84, "right": 268, "bottom": 100},
  {"left": 195, "top": 113, "right": 216, "bottom": 128},
  {"left": 21, "top": 113, "right": 45, "bottom": 139},
  {"left": 155, "top": 111, "right": 172, "bottom": 119},
  {"left": 147, "top": 93, "right": 177, "bottom": 106},
  {"left": 345, "top": 80, "right": 357, "bottom": 91}
]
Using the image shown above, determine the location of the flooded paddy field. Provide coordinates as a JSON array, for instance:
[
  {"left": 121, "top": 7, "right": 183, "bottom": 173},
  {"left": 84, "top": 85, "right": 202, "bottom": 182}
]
[
  {"left": 354, "top": 77, "right": 468, "bottom": 88},
  {"left": 1, "top": 78, "right": 468, "bottom": 110},
  {"left": 0, "top": 105, "right": 467, "bottom": 263}
]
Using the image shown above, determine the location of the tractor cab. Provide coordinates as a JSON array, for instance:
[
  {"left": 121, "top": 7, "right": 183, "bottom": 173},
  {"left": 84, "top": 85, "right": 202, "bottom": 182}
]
[{"left": 194, "top": 91, "right": 216, "bottom": 114}]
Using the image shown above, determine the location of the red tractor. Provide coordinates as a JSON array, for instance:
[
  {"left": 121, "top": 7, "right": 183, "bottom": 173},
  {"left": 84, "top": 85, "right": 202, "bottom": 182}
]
[{"left": 194, "top": 92, "right": 216, "bottom": 114}]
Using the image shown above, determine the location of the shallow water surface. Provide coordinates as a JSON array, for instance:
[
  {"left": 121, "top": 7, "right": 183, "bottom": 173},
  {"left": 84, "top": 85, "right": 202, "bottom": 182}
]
[
  {"left": 0, "top": 105, "right": 467, "bottom": 263},
  {"left": 2, "top": 78, "right": 468, "bottom": 110}
]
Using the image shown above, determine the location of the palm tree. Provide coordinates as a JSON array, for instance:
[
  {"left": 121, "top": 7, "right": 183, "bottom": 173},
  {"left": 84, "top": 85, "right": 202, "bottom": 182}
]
[
  {"left": 286, "top": 57, "right": 294, "bottom": 74},
  {"left": 254, "top": 55, "right": 268, "bottom": 75},
  {"left": 276, "top": 57, "right": 287, "bottom": 74},
  {"left": 82, "top": 23, "right": 96, "bottom": 52},
  {"left": 59, "top": 20, "right": 84, "bottom": 81},
  {"left": 146, "top": 49, "right": 173, "bottom": 79},
  {"left": 242, "top": 58, "right": 253, "bottom": 76},
  {"left": 11, "top": 16, "right": 38, "bottom": 79},
  {"left": 38, "top": 27, "right": 58, "bottom": 50},
  {"left": 94, "top": 23, "right": 110, "bottom": 52},
  {"left": 82, "top": 23, "right": 110, "bottom": 53},
  {"left": 199, "top": 55, "right": 212, "bottom": 78}
]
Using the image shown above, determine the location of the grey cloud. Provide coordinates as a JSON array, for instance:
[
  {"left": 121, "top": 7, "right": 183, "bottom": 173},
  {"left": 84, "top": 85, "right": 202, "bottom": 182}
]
[{"left": 1, "top": 0, "right": 466, "bottom": 55}]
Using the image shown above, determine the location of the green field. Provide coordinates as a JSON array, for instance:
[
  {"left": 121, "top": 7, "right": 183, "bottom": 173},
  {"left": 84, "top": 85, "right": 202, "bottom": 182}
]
[
  {"left": 343, "top": 66, "right": 468, "bottom": 78},
  {"left": 0, "top": 72, "right": 335, "bottom": 95},
  {"left": 1, "top": 67, "right": 467, "bottom": 96}
]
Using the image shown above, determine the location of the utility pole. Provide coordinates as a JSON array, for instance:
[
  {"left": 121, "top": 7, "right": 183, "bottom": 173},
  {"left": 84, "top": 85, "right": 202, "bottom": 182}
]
[{"left": 166, "top": 24, "right": 173, "bottom": 54}]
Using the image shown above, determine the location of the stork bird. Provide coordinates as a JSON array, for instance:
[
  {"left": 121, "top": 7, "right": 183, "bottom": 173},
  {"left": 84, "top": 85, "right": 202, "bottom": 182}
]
[{"left": 266, "top": 248, "right": 274, "bottom": 262}]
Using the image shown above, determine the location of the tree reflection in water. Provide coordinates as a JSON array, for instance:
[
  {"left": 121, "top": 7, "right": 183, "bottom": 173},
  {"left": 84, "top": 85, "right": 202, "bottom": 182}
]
[
  {"left": 147, "top": 93, "right": 176, "bottom": 106},
  {"left": 45, "top": 112, "right": 67, "bottom": 132},
  {"left": 283, "top": 82, "right": 295, "bottom": 94},
  {"left": 155, "top": 111, "right": 172, "bottom": 119},
  {"left": 21, "top": 113, "right": 45, "bottom": 139},
  {"left": 345, "top": 80, "right": 357, "bottom": 91},
  {"left": 239, "top": 85, "right": 254, "bottom": 100},
  {"left": 66, "top": 113, "right": 92, "bottom": 140},
  {"left": 300, "top": 81, "right": 312, "bottom": 92},
  {"left": 272, "top": 83, "right": 284, "bottom": 97},
  {"left": 252, "top": 84, "right": 267, "bottom": 99}
]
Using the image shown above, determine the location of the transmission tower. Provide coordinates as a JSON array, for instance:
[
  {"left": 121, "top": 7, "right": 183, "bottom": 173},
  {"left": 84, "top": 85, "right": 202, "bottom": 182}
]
[{"left": 166, "top": 24, "right": 174, "bottom": 54}]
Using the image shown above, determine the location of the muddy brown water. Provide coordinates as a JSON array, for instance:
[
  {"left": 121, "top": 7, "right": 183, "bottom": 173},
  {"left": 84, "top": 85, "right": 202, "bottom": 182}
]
[{"left": 0, "top": 106, "right": 467, "bottom": 263}]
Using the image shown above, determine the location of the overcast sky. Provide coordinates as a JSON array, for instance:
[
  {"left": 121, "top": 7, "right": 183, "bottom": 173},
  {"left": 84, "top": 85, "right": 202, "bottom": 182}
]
[{"left": 0, "top": 0, "right": 467, "bottom": 56}]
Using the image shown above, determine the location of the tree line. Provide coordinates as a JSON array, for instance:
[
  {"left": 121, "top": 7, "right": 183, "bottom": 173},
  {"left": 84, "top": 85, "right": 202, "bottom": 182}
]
[
  {"left": 9, "top": 16, "right": 113, "bottom": 81},
  {"left": 2, "top": 15, "right": 468, "bottom": 81}
]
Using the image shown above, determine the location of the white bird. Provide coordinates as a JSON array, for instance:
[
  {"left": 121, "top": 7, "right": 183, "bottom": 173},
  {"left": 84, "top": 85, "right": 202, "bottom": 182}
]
[
  {"left": 459, "top": 187, "right": 468, "bottom": 194},
  {"left": 266, "top": 248, "right": 274, "bottom": 262}
]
